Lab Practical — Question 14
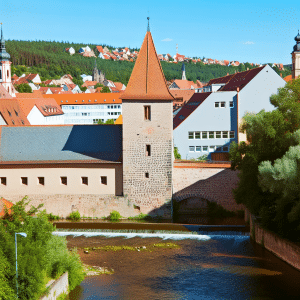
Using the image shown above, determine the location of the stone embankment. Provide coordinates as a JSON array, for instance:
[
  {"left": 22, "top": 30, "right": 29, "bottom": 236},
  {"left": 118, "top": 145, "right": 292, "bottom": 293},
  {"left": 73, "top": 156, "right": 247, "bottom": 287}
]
[{"left": 249, "top": 213, "right": 300, "bottom": 272}]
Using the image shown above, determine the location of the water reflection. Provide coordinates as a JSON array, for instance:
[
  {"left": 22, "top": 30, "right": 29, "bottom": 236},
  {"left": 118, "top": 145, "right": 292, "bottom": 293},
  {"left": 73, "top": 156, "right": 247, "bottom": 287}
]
[{"left": 68, "top": 233, "right": 300, "bottom": 300}]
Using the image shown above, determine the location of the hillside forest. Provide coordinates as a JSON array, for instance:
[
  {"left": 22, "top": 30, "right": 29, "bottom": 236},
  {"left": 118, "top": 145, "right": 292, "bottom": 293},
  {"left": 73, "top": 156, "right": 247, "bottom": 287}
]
[{"left": 6, "top": 40, "right": 292, "bottom": 86}]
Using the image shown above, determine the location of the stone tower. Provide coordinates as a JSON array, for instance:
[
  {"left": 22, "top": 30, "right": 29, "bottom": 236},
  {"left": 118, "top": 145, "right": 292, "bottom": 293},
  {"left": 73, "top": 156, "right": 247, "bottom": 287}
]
[
  {"left": 120, "top": 22, "right": 175, "bottom": 218},
  {"left": 0, "top": 25, "right": 15, "bottom": 97},
  {"left": 92, "top": 59, "right": 105, "bottom": 84},
  {"left": 292, "top": 30, "right": 300, "bottom": 79}
]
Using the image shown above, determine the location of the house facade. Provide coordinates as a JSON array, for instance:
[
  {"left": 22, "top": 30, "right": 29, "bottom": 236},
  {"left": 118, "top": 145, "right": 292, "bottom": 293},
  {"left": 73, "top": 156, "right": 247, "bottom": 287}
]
[{"left": 173, "top": 65, "right": 286, "bottom": 159}]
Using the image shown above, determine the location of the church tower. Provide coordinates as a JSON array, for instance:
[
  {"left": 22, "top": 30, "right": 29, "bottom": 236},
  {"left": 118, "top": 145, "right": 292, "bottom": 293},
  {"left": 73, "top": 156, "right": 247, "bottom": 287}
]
[
  {"left": 292, "top": 30, "right": 300, "bottom": 79},
  {"left": 92, "top": 59, "right": 105, "bottom": 85},
  {"left": 120, "top": 19, "right": 175, "bottom": 218},
  {"left": 0, "top": 25, "right": 15, "bottom": 97}
]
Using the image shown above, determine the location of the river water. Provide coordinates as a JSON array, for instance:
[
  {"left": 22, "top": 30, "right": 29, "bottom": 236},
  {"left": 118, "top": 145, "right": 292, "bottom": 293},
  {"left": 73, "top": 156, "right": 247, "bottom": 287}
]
[{"left": 61, "top": 231, "right": 300, "bottom": 300}]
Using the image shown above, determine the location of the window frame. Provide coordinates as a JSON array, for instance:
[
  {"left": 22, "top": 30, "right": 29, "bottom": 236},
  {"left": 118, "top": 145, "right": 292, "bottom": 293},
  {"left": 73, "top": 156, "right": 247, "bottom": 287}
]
[{"left": 144, "top": 105, "right": 151, "bottom": 121}]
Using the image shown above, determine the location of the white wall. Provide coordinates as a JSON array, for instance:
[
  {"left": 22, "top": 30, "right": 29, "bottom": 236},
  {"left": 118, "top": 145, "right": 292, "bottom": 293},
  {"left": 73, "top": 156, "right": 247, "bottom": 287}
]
[{"left": 27, "top": 106, "right": 64, "bottom": 125}]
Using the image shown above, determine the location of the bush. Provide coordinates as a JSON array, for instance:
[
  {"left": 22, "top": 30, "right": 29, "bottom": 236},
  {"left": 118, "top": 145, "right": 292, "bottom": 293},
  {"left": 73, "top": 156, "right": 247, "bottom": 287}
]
[
  {"left": 174, "top": 147, "right": 181, "bottom": 159},
  {"left": 0, "top": 197, "right": 85, "bottom": 299},
  {"left": 108, "top": 210, "right": 122, "bottom": 221},
  {"left": 67, "top": 211, "right": 81, "bottom": 221},
  {"left": 47, "top": 213, "right": 60, "bottom": 221}
]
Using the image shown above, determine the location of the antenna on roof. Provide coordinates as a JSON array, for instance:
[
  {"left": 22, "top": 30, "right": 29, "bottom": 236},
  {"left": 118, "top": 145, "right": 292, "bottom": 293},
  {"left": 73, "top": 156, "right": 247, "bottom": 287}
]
[{"left": 147, "top": 17, "right": 150, "bottom": 32}]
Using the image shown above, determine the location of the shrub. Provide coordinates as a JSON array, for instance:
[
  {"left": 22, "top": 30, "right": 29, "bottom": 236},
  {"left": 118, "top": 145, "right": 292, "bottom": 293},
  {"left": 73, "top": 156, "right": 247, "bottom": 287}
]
[
  {"left": 47, "top": 213, "right": 60, "bottom": 221},
  {"left": 197, "top": 154, "right": 208, "bottom": 161},
  {"left": 0, "top": 197, "right": 85, "bottom": 299},
  {"left": 174, "top": 147, "right": 181, "bottom": 159},
  {"left": 67, "top": 211, "right": 81, "bottom": 221},
  {"left": 108, "top": 210, "right": 122, "bottom": 221}
]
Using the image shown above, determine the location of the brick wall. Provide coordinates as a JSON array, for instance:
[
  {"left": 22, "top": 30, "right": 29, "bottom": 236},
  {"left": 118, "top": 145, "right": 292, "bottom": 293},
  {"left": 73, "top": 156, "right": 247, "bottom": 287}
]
[
  {"left": 173, "top": 167, "right": 243, "bottom": 212},
  {"left": 4, "top": 194, "right": 140, "bottom": 218},
  {"left": 122, "top": 100, "right": 173, "bottom": 217},
  {"left": 250, "top": 216, "right": 300, "bottom": 272}
]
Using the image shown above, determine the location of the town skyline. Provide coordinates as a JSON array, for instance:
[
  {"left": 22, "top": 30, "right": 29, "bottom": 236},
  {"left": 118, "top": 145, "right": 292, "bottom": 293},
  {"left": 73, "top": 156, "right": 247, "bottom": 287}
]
[{"left": 1, "top": 0, "right": 300, "bottom": 65}]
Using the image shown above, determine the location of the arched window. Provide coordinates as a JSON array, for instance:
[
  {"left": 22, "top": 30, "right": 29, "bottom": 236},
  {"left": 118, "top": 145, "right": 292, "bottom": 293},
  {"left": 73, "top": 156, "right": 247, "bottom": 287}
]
[
  {"left": 7, "top": 70, "right": 9, "bottom": 78},
  {"left": 7, "top": 87, "right": 9, "bottom": 93}
]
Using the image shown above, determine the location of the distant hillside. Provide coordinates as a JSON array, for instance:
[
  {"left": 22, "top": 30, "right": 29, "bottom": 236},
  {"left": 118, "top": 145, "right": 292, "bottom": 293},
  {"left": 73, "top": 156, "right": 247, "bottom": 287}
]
[{"left": 6, "top": 40, "right": 291, "bottom": 85}]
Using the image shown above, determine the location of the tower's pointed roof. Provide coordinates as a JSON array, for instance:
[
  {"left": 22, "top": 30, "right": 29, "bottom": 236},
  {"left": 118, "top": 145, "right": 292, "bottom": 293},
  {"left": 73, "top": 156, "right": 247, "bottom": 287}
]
[
  {"left": 0, "top": 24, "right": 11, "bottom": 61},
  {"left": 120, "top": 30, "right": 174, "bottom": 101}
]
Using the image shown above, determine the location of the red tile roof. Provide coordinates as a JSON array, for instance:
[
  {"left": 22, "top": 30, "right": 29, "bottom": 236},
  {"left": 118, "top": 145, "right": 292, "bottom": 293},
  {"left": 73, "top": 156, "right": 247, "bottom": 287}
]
[
  {"left": 82, "top": 81, "right": 98, "bottom": 88},
  {"left": 120, "top": 31, "right": 174, "bottom": 101},
  {"left": 44, "top": 93, "right": 122, "bottom": 105},
  {"left": 0, "top": 99, "right": 30, "bottom": 125},
  {"left": 96, "top": 46, "right": 104, "bottom": 53},
  {"left": 208, "top": 66, "right": 265, "bottom": 92},
  {"left": 17, "top": 98, "right": 64, "bottom": 117},
  {"left": 0, "top": 198, "right": 13, "bottom": 217},
  {"left": 0, "top": 85, "right": 13, "bottom": 99},
  {"left": 284, "top": 75, "right": 293, "bottom": 82},
  {"left": 173, "top": 92, "right": 212, "bottom": 129},
  {"left": 170, "top": 89, "right": 195, "bottom": 103},
  {"left": 171, "top": 80, "right": 197, "bottom": 90},
  {"left": 16, "top": 90, "right": 44, "bottom": 98}
]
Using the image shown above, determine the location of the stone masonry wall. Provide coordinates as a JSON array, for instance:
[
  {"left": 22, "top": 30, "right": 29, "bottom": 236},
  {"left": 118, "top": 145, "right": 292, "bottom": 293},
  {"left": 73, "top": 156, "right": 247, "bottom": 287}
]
[
  {"left": 122, "top": 100, "right": 173, "bottom": 217},
  {"left": 4, "top": 194, "right": 140, "bottom": 218}
]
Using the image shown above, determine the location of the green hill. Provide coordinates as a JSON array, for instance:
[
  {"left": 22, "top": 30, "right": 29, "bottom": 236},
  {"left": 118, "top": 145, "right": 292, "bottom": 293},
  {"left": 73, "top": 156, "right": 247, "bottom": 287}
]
[{"left": 6, "top": 40, "right": 291, "bottom": 86}]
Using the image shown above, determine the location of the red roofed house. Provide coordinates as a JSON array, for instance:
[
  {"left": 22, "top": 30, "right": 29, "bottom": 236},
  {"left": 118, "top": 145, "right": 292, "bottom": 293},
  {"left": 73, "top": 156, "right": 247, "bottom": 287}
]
[
  {"left": 17, "top": 97, "right": 64, "bottom": 125},
  {"left": 173, "top": 65, "right": 286, "bottom": 160}
]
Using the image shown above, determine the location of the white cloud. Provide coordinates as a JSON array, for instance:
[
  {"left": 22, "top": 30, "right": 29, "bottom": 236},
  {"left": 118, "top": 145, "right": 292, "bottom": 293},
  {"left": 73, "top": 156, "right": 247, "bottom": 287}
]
[
  {"left": 243, "top": 41, "right": 255, "bottom": 45},
  {"left": 162, "top": 38, "right": 172, "bottom": 42}
]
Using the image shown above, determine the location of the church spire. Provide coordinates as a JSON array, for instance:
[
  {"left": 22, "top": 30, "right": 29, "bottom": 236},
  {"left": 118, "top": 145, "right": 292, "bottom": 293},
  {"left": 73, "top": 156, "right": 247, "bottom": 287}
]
[
  {"left": 147, "top": 17, "right": 150, "bottom": 32},
  {"left": 120, "top": 23, "right": 174, "bottom": 101},
  {"left": 0, "top": 23, "right": 10, "bottom": 61}
]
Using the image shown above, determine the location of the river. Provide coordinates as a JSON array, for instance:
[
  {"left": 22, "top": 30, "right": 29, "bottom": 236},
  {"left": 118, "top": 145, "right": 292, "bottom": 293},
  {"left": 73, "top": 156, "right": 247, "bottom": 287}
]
[{"left": 56, "top": 231, "right": 300, "bottom": 300}]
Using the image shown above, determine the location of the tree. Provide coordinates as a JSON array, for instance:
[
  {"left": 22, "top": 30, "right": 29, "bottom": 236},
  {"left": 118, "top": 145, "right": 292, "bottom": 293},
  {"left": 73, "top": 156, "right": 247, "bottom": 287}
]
[
  {"left": 0, "top": 197, "right": 85, "bottom": 299},
  {"left": 105, "top": 119, "right": 115, "bottom": 124},
  {"left": 100, "top": 86, "right": 111, "bottom": 93},
  {"left": 230, "top": 78, "right": 300, "bottom": 240},
  {"left": 15, "top": 83, "right": 32, "bottom": 93},
  {"left": 94, "top": 83, "right": 104, "bottom": 88}
]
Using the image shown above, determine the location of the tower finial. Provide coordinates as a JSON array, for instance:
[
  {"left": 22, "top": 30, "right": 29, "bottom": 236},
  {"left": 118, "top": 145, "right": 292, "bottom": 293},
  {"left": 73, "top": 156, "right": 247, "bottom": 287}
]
[
  {"left": 1, "top": 23, "right": 3, "bottom": 40},
  {"left": 147, "top": 17, "right": 150, "bottom": 32}
]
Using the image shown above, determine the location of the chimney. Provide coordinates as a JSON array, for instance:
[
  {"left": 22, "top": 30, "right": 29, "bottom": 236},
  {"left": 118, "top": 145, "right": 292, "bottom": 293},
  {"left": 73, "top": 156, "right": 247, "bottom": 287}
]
[{"left": 237, "top": 87, "right": 240, "bottom": 92}]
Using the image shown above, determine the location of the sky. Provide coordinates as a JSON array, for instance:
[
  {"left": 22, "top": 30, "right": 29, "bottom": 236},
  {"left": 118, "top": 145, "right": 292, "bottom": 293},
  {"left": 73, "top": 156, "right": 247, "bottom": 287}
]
[{"left": 1, "top": 0, "right": 300, "bottom": 65}]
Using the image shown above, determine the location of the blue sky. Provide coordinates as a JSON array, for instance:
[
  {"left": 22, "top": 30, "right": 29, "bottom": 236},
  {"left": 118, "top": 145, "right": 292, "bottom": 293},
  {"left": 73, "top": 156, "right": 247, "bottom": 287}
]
[{"left": 1, "top": 0, "right": 300, "bottom": 64}]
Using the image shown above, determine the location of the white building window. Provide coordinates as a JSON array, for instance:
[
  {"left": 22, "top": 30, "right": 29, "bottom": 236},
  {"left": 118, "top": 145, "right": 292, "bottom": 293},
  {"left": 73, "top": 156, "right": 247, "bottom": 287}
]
[
  {"left": 230, "top": 131, "right": 235, "bottom": 139},
  {"left": 209, "top": 131, "right": 214, "bottom": 139},
  {"left": 202, "top": 132, "right": 208, "bottom": 139},
  {"left": 222, "top": 131, "right": 228, "bottom": 138},
  {"left": 215, "top": 102, "right": 219, "bottom": 108},
  {"left": 195, "top": 132, "right": 200, "bottom": 139},
  {"left": 189, "top": 146, "right": 195, "bottom": 152},
  {"left": 188, "top": 132, "right": 194, "bottom": 139},
  {"left": 216, "top": 131, "right": 221, "bottom": 138},
  {"left": 1, "top": 177, "right": 6, "bottom": 185},
  {"left": 230, "top": 101, "right": 234, "bottom": 108},
  {"left": 196, "top": 146, "right": 201, "bottom": 152},
  {"left": 220, "top": 102, "right": 226, "bottom": 108},
  {"left": 202, "top": 146, "right": 208, "bottom": 152}
]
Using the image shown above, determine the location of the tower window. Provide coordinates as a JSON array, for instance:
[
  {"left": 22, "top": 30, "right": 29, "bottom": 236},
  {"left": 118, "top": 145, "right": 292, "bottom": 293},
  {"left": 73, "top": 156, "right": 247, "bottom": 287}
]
[
  {"left": 145, "top": 172, "right": 149, "bottom": 178},
  {"left": 144, "top": 106, "right": 151, "bottom": 120},
  {"left": 146, "top": 145, "right": 151, "bottom": 156},
  {"left": 101, "top": 176, "right": 107, "bottom": 185},
  {"left": 7, "top": 70, "right": 9, "bottom": 78}
]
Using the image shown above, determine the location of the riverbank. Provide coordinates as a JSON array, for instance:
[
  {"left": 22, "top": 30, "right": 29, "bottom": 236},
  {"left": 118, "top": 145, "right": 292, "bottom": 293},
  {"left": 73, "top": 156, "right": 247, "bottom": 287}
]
[{"left": 250, "top": 215, "right": 300, "bottom": 272}]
